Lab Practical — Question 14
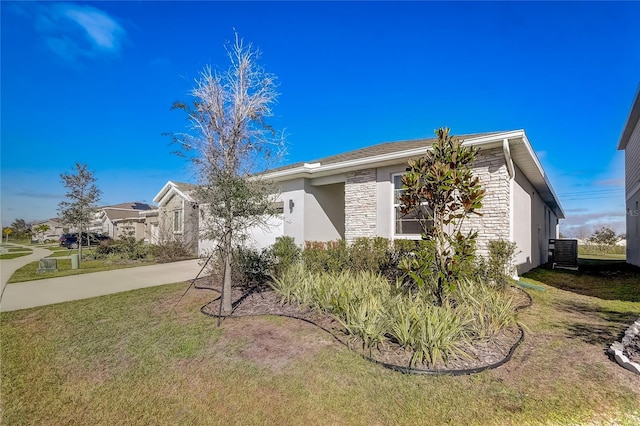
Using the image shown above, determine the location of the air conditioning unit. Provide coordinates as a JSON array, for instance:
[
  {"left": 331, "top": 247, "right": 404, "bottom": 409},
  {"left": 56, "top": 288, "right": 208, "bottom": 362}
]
[{"left": 549, "top": 239, "right": 578, "bottom": 269}]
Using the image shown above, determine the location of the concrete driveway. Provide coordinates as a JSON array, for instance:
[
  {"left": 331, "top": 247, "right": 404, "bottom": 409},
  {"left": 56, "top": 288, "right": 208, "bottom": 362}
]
[{"left": 0, "top": 251, "right": 203, "bottom": 312}]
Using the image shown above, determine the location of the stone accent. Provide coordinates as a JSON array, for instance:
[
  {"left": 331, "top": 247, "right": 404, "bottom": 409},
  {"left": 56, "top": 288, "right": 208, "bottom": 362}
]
[
  {"left": 37, "top": 258, "right": 58, "bottom": 274},
  {"left": 608, "top": 317, "right": 640, "bottom": 375},
  {"left": 345, "top": 168, "right": 377, "bottom": 241},
  {"left": 460, "top": 148, "right": 511, "bottom": 257}
]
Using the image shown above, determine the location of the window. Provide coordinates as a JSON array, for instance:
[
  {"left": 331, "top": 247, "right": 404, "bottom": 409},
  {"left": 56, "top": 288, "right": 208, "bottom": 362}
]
[
  {"left": 173, "top": 209, "right": 183, "bottom": 233},
  {"left": 393, "top": 174, "right": 431, "bottom": 237}
]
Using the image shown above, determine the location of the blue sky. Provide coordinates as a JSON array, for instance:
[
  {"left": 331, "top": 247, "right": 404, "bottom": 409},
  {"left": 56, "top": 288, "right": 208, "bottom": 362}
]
[{"left": 1, "top": 1, "right": 638, "bottom": 236}]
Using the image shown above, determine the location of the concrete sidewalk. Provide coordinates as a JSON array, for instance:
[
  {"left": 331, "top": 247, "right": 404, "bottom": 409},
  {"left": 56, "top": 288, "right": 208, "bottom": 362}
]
[
  {"left": 0, "top": 258, "right": 203, "bottom": 312},
  {"left": 1, "top": 244, "right": 53, "bottom": 301}
]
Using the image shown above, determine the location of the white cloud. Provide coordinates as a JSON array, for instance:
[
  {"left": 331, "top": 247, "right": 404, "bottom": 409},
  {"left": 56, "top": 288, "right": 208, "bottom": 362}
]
[
  {"left": 21, "top": 2, "right": 126, "bottom": 62},
  {"left": 61, "top": 4, "right": 125, "bottom": 52}
]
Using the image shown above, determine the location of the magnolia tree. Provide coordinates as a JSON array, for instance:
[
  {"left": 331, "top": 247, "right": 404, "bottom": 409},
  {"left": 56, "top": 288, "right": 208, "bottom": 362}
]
[
  {"left": 58, "top": 163, "right": 102, "bottom": 259},
  {"left": 398, "top": 127, "right": 485, "bottom": 304},
  {"left": 171, "top": 34, "right": 284, "bottom": 315}
]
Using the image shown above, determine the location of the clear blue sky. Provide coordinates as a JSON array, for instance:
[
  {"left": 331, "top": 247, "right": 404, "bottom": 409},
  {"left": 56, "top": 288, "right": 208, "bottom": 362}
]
[{"left": 2, "top": 1, "right": 639, "bottom": 236}]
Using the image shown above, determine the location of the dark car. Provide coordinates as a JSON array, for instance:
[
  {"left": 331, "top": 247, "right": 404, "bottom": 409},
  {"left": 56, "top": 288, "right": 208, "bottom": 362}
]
[{"left": 61, "top": 232, "right": 112, "bottom": 249}]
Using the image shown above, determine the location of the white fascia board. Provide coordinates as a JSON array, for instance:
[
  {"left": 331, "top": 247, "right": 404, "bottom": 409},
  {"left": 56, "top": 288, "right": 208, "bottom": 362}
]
[
  {"left": 152, "top": 181, "right": 175, "bottom": 204},
  {"left": 264, "top": 131, "right": 518, "bottom": 181},
  {"left": 154, "top": 181, "right": 194, "bottom": 206}
]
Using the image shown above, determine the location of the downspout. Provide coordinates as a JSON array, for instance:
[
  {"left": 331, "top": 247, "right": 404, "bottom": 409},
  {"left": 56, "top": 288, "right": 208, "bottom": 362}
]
[{"left": 503, "top": 138, "right": 518, "bottom": 279}]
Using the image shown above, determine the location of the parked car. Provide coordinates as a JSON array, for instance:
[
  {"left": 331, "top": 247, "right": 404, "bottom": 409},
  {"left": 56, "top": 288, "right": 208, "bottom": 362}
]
[{"left": 60, "top": 232, "right": 112, "bottom": 249}]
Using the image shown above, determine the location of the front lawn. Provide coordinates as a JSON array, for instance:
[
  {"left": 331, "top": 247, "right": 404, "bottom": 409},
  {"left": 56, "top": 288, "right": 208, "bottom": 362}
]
[
  {"left": 523, "top": 259, "right": 640, "bottom": 302},
  {"left": 1, "top": 267, "right": 639, "bottom": 424},
  {"left": 0, "top": 253, "right": 32, "bottom": 260},
  {"left": 6, "top": 258, "right": 156, "bottom": 283}
]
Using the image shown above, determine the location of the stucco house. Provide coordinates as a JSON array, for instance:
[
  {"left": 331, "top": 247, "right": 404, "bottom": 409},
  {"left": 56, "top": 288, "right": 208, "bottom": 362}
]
[
  {"left": 95, "top": 202, "right": 155, "bottom": 240},
  {"left": 618, "top": 85, "right": 640, "bottom": 267},
  {"left": 152, "top": 181, "right": 200, "bottom": 254},
  {"left": 258, "top": 130, "right": 564, "bottom": 274}
]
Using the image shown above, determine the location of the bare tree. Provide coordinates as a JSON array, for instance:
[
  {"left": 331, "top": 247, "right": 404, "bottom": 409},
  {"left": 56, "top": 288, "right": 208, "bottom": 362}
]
[
  {"left": 58, "top": 163, "right": 102, "bottom": 260},
  {"left": 171, "top": 33, "right": 284, "bottom": 315}
]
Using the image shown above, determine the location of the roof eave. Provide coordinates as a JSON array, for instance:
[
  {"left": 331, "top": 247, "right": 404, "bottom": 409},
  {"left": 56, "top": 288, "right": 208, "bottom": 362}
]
[{"left": 618, "top": 84, "right": 640, "bottom": 151}]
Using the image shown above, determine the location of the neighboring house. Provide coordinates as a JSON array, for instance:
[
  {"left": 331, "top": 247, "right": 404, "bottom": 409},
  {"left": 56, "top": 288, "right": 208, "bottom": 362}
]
[
  {"left": 95, "top": 202, "right": 155, "bottom": 240},
  {"left": 29, "top": 218, "right": 68, "bottom": 240},
  {"left": 152, "top": 181, "right": 200, "bottom": 254},
  {"left": 617, "top": 85, "right": 640, "bottom": 267},
  {"left": 258, "top": 130, "right": 564, "bottom": 274}
]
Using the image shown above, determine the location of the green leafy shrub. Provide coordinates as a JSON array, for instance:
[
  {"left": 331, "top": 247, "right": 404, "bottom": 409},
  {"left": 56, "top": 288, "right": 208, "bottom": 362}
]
[
  {"left": 94, "top": 233, "right": 149, "bottom": 261},
  {"left": 271, "top": 236, "right": 300, "bottom": 277},
  {"left": 487, "top": 239, "right": 519, "bottom": 291},
  {"left": 232, "top": 246, "right": 274, "bottom": 289}
]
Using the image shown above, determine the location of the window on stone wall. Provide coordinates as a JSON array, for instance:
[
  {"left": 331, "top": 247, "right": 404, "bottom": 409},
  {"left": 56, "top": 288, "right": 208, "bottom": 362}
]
[
  {"left": 393, "top": 174, "right": 432, "bottom": 237},
  {"left": 173, "top": 209, "right": 183, "bottom": 233}
]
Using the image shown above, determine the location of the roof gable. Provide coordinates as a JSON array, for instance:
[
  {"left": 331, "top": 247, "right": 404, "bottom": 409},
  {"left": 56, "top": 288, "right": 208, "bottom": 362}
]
[{"left": 153, "top": 180, "right": 196, "bottom": 206}]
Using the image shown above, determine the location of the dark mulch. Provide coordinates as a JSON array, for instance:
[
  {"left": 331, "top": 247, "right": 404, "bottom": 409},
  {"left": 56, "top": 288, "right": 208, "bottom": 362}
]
[{"left": 197, "top": 281, "right": 527, "bottom": 372}]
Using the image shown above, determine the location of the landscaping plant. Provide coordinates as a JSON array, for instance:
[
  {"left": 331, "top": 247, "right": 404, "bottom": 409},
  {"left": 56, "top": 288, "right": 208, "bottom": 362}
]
[{"left": 398, "top": 127, "right": 485, "bottom": 304}]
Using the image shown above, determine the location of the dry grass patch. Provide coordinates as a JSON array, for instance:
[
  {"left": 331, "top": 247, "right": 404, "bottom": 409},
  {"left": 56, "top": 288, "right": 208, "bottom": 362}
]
[{"left": 2, "top": 271, "right": 640, "bottom": 425}]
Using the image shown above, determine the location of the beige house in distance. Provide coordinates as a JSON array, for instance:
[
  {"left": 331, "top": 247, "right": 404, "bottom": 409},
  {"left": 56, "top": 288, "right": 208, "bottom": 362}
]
[
  {"left": 152, "top": 181, "right": 200, "bottom": 254},
  {"left": 618, "top": 85, "right": 640, "bottom": 267},
  {"left": 259, "top": 130, "right": 564, "bottom": 274},
  {"left": 95, "top": 202, "right": 155, "bottom": 240}
]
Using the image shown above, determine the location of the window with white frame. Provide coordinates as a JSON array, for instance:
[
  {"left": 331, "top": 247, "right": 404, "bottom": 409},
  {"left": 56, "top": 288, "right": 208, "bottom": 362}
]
[
  {"left": 173, "top": 209, "right": 183, "bottom": 233},
  {"left": 393, "top": 174, "right": 431, "bottom": 237}
]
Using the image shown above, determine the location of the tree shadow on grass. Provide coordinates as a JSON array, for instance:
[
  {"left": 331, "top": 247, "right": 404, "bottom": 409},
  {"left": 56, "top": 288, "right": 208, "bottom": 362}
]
[{"left": 552, "top": 299, "right": 638, "bottom": 347}]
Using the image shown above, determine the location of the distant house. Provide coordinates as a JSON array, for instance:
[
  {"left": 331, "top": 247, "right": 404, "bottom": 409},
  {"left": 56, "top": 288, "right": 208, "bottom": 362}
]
[
  {"left": 95, "top": 202, "right": 155, "bottom": 240},
  {"left": 258, "top": 130, "right": 564, "bottom": 274},
  {"left": 29, "top": 218, "right": 68, "bottom": 241},
  {"left": 617, "top": 85, "right": 640, "bottom": 267},
  {"left": 152, "top": 181, "right": 200, "bottom": 254}
]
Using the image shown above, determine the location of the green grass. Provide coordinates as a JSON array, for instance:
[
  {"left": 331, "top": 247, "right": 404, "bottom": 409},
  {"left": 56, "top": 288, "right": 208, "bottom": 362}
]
[
  {"left": 6, "top": 247, "right": 33, "bottom": 253},
  {"left": 0, "top": 252, "right": 32, "bottom": 260},
  {"left": 45, "top": 248, "right": 97, "bottom": 258},
  {"left": 524, "top": 260, "right": 640, "bottom": 302},
  {"left": 2, "top": 266, "right": 639, "bottom": 425},
  {"left": 7, "top": 258, "right": 155, "bottom": 283}
]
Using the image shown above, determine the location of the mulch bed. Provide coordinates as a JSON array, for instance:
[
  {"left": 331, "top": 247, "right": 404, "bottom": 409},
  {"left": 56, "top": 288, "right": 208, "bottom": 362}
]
[{"left": 196, "top": 281, "right": 529, "bottom": 373}]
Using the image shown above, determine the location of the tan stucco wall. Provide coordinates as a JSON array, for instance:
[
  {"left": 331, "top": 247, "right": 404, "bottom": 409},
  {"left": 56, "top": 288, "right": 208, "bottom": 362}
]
[
  {"left": 305, "top": 181, "right": 345, "bottom": 242},
  {"left": 158, "top": 193, "right": 198, "bottom": 254}
]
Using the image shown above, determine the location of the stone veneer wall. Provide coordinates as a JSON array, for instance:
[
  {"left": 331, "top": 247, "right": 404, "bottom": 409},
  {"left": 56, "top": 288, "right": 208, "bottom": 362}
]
[
  {"left": 460, "top": 148, "right": 511, "bottom": 257},
  {"left": 345, "top": 168, "right": 377, "bottom": 241}
]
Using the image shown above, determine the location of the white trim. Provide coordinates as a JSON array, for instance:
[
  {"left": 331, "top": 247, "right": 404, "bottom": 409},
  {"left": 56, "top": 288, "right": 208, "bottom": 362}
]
[
  {"left": 390, "top": 172, "right": 426, "bottom": 239},
  {"left": 153, "top": 181, "right": 194, "bottom": 205}
]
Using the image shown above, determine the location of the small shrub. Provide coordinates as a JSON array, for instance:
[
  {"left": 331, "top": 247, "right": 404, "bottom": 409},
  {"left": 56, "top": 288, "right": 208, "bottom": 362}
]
[
  {"left": 232, "top": 246, "right": 274, "bottom": 289},
  {"left": 151, "top": 239, "right": 193, "bottom": 263},
  {"left": 487, "top": 239, "right": 518, "bottom": 291},
  {"left": 271, "top": 236, "right": 300, "bottom": 277}
]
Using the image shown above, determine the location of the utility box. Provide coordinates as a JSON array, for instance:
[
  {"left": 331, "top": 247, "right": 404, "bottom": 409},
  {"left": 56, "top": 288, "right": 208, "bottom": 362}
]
[
  {"left": 70, "top": 253, "right": 80, "bottom": 270},
  {"left": 549, "top": 239, "right": 578, "bottom": 269},
  {"left": 37, "top": 258, "right": 58, "bottom": 274}
]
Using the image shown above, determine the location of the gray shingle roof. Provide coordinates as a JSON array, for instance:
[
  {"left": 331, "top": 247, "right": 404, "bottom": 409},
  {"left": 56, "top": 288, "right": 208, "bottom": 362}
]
[{"left": 269, "top": 132, "right": 500, "bottom": 173}]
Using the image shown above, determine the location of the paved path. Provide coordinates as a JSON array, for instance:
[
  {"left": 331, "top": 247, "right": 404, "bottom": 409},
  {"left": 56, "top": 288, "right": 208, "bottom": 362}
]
[
  {"left": 0, "top": 257, "right": 202, "bottom": 312},
  {"left": 1, "top": 244, "right": 53, "bottom": 302}
]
